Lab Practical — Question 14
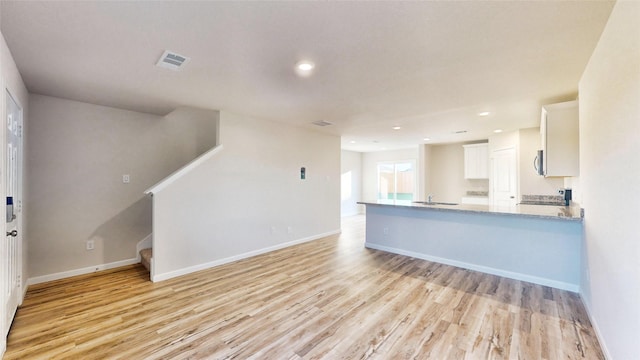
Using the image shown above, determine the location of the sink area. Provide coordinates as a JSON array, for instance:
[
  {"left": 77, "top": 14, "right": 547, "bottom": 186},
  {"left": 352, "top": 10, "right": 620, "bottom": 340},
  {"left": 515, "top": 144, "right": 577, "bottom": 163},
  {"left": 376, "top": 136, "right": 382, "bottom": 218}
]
[{"left": 413, "top": 201, "right": 458, "bottom": 206}]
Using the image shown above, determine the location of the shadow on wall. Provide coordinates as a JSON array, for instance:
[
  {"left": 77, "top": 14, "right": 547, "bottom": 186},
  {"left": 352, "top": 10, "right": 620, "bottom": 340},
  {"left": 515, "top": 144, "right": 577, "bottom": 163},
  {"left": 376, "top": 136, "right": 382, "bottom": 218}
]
[
  {"left": 88, "top": 196, "right": 152, "bottom": 264},
  {"left": 26, "top": 94, "right": 221, "bottom": 278},
  {"left": 87, "top": 107, "right": 219, "bottom": 266}
]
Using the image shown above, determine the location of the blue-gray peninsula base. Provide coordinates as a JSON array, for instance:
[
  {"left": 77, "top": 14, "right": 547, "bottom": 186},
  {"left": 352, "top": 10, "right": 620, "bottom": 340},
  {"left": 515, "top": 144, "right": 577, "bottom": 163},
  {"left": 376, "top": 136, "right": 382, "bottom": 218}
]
[{"left": 358, "top": 201, "right": 583, "bottom": 292}]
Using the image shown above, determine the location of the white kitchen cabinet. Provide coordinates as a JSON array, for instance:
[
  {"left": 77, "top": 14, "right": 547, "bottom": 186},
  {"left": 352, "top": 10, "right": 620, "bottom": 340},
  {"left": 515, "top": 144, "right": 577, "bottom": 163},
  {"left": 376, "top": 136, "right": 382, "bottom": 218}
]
[
  {"left": 463, "top": 143, "right": 489, "bottom": 179},
  {"left": 540, "top": 100, "right": 579, "bottom": 177}
]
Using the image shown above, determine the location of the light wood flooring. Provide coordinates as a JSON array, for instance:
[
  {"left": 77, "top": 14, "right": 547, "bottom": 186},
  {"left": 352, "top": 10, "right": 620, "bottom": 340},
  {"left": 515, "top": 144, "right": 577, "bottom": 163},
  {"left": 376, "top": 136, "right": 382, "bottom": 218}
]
[{"left": 5, "top": 216, "right": 604, "bottom": 359}]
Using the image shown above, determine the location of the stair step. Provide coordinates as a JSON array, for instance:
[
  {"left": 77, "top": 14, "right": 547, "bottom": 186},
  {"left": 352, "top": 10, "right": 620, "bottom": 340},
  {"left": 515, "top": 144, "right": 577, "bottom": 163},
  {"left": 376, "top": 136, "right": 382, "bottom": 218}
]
[{"left": 140, "top": 248, "right": 152, "bottom": 272}]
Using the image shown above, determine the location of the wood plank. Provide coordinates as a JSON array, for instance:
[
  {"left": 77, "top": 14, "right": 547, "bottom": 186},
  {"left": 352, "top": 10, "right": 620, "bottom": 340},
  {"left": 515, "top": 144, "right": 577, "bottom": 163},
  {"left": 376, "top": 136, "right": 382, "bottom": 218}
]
[{"left": 4, "top": 215, "right": 604, "bottom": 359}]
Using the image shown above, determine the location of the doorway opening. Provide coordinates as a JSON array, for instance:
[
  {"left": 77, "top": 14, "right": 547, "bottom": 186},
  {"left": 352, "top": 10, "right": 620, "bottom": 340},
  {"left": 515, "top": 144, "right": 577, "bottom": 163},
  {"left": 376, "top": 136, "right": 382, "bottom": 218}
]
[{"left": 377, "top": 160, "right": 416, "bottom": 205}]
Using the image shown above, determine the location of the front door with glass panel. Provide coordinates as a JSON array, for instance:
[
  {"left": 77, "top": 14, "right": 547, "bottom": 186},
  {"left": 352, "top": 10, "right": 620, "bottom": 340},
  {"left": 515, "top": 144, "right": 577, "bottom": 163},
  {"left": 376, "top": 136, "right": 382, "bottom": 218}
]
[{"left": 3, "top": 89, "right": 22, "bottom": 347}]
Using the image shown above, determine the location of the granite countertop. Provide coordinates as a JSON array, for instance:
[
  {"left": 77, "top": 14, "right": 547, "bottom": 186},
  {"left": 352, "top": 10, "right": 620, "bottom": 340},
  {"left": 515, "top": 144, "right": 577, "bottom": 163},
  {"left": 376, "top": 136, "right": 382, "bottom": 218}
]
[
  {"left": 519, "top": 194, "right": 566, "bottom": 206},
  {"left": 357, "top": 200, "right": 584, "bottom": 222}
]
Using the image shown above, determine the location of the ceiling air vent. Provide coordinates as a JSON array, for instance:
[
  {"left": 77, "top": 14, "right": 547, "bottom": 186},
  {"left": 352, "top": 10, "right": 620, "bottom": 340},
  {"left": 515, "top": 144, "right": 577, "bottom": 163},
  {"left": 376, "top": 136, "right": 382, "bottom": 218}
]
[
  {"left": 156, "top": 50, "right": 190, "bottom": 71},
  {"left": 312, "top": 120, "right": 333, "bottom": 127}
]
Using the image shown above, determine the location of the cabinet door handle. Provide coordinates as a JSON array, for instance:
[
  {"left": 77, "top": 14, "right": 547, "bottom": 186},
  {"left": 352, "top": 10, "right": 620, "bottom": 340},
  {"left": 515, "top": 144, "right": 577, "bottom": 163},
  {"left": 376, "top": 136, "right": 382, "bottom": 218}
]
[{"left": 6, "top": 230, "right": 17, "bottom": 237}]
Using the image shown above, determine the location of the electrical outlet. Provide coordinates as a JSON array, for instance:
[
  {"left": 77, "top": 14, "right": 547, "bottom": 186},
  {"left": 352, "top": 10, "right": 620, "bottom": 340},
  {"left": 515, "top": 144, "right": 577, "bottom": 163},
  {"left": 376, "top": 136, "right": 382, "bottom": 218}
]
[
  {"left": 86, "top": 239, "right": 95, "bottom": 250},
  {"left": 122, "top": 174, "right": 130, "bottom": 184},
  {"left": 383, "top": 227, "right": 389, "bottom": 235},
  {"left": 287, "top": 226, "right": 293, "bottom": 234},
  {"left": 270, "top": 226, "right": 276, "bottom": 235}
]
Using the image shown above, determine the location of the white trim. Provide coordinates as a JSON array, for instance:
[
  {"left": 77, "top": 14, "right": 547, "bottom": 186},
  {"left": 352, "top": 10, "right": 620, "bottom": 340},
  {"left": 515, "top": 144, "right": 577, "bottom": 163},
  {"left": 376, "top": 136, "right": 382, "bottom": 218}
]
[
  {"left": 580, "top": 295, "right": 612, "bottom": 360},
  {"left": 145, "top": 144, "right": 224, "bottom": 195},
  {"left": 27, "top": 258, "right": 139, "bottom": 286},
  {"left": 152, "top": 229, "right": 341, "bottom": 282},
  {"left": 21, "top": 282, "right": 28, "bottom": 302},
  {"left": 365, "top": 242, "right": 580, "bottom": 292}
]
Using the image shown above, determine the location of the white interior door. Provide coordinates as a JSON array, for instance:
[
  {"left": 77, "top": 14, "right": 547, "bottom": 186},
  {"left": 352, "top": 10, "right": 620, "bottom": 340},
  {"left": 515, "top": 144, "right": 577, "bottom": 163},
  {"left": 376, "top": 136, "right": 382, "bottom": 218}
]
[
  {"left": 491, "top": 147, "right": 517, "bottom": 207},
  {"left": 3, "top": 89, "right": 22, "bottom": 346}
]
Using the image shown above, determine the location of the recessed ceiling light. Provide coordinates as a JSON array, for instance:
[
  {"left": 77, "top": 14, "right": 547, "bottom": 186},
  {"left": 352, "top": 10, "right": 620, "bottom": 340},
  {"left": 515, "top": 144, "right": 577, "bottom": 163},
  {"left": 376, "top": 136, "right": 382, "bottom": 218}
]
[
  {"left": 423, "top": 137, "right": 431, "bottom": 141},
  {"left": 392, "top": 126, "right": 401, "bottom": 130},
  {"left": 494, "top": 129, "right": 503, "bottom": 133},
  {"left": 350, "top": 140, "right": 356, "bottom": 144},
  {"left": 478, "top": 111, "right": 491, "bottom": 117},
  {"left": 295, "top": 60, "right": 315, "bottom": 76},
  {"left": 381, "top": 147, "right": 387, "bottom": 150}
]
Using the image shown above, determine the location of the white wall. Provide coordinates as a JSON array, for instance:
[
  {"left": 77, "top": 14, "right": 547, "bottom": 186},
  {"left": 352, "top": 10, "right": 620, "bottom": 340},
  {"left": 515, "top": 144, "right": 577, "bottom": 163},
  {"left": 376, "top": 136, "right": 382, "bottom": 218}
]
[
  {"left": 488, "top": 129, "right": 519, "bottom": 154},
  {"left": 518, "top": 127, "right": 564, "bottom": 196},
  {"left": 427, "top": 142, "right": 489, "bottom": 203},
  {"left": 151, "top": 111, "right": 341, "bottom": 280},
  {"left": 578, "top": 2, "right": 640, "bottom": 359},
  {"left": 27, "top": 95, "right": 218, "bottom": 279},
  {"left": 340, "top": 150, "right": 363, "bottom": 216},
  {"left": 418, "top": 144, "right": 430, "bottom": 201},
  {"left": 362, "top": 148, "right": 418, "bottom": 201},
  {"left": 422, "top": 130, "right": 564, "bottom": 205}
]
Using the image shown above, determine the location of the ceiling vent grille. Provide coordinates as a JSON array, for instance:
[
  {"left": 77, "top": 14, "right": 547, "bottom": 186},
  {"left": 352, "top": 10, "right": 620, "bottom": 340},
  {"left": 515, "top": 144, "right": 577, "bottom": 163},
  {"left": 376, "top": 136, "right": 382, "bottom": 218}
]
[
  {"left": 312, "top": 120, "right": 333, "bottom": 127},
  {"left": 156, "top": 50, "right": 190, "bottom": 71}
]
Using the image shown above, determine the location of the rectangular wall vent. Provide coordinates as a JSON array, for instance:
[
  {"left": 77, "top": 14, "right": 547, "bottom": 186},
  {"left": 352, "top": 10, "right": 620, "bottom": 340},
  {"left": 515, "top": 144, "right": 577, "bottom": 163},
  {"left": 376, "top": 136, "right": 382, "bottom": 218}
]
[
  {"left": 312, "top": 120, "right": 333, "bottom": 127},
  {"left": 156, "top": 50, "right": 190, "bottom": 71}
]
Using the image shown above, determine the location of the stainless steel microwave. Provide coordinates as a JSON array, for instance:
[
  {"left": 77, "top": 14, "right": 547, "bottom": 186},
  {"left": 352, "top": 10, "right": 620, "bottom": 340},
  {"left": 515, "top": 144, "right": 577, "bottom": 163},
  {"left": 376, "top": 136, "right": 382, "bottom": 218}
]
[{"left": 534, "top": 150, "right": 544, "bottom": 176}]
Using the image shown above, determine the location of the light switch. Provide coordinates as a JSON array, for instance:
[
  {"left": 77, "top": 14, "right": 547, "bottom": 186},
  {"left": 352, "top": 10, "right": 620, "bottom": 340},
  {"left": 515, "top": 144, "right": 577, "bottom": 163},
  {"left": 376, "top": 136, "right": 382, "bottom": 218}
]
[{"left": 122, "top": 174, "right": 130, "bottom": 183}]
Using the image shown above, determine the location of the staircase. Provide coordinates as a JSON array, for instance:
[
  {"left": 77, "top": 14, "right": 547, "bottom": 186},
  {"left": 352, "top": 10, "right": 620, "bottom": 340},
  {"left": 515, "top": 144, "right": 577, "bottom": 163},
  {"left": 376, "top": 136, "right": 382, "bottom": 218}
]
[
  {"left": 140, "top": 248, "right": 152, "bottom": 272},
  {"left": 140, "top": 107, "right": 219, "bottom": 281}
]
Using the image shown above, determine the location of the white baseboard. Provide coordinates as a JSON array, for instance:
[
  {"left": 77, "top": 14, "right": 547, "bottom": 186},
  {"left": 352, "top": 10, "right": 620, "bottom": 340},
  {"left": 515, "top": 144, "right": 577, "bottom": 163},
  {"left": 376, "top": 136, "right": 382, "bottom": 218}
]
[
  {"left": 579, "top": 295, "right": 612, "bottom": 360},
  {"left": 365, "top": 242, "right": 580, "bottom": 293},
  {"left": 27, "top": 258, "right": 140, "bottom": 286},
  {"left": 152, "top": 229, "right": 341, "bottom": 282}
]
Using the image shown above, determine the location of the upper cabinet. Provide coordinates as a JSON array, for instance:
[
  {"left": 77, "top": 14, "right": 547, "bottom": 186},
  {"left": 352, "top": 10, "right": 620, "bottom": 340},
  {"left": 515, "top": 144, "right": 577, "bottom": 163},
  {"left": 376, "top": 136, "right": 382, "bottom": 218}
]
[
  {"left": 463, "top": 143, "right": 489, "bottom": 179},
  {"left": 540, "top": 100, "right": 579, "bottom": 177}
]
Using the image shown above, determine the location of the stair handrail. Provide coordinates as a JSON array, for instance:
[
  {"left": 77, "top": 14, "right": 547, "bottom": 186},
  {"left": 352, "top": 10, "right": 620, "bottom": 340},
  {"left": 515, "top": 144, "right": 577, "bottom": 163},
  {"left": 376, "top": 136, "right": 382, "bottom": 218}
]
[{"left": 144, "top": 144, "right": 224, "bottom": 195}]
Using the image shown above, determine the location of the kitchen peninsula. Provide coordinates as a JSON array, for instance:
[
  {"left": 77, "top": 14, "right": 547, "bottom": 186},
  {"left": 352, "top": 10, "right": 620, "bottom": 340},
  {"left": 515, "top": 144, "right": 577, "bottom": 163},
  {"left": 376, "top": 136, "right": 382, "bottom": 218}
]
[{"left": 358, "top": 201, "right": 584, "bottom": 292}]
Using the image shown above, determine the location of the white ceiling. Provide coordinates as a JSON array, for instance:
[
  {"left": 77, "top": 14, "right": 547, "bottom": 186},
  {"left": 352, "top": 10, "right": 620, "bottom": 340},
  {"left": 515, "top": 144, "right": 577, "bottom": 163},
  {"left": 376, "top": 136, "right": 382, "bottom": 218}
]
[{"left": 0, "top": 1, "right": 614, "bottom": 152}]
